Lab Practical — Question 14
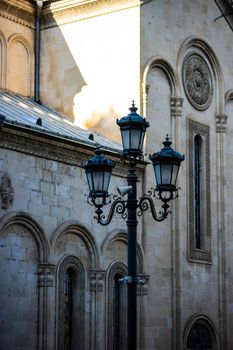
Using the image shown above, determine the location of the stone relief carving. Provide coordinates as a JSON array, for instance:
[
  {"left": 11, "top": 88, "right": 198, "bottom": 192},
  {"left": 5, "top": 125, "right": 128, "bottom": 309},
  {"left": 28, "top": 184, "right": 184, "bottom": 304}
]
[
  {"left": 0, "top": 173, "right": 14, "bottom": 210},
  {"left": 183, "top": 53, "right": 213, "bottom": 110}
]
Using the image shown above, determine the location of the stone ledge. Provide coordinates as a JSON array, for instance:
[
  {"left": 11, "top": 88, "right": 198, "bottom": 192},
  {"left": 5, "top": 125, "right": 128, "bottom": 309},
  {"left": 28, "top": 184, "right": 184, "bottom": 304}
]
[{"left": 42, "top": 0, "right": 142, "bottom": 29}]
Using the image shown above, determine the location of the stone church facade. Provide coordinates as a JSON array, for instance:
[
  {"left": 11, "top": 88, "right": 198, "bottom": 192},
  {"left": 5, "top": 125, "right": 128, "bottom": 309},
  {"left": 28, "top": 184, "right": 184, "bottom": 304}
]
[{"left": 0, "top": 1, "right": 233, "bottom": 349}]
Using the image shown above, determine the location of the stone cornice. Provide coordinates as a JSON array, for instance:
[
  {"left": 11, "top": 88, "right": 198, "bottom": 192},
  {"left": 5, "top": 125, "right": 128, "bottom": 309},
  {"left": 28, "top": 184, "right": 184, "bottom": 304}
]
[
  {"left": 42, "top": 0, "right": 142, "bottom": 29},
  {"left": 0, "top": 0, "right": 35, "bottom": 29},
  {"left": 0, "top": 121, "right": 145, "bottom": 177}
]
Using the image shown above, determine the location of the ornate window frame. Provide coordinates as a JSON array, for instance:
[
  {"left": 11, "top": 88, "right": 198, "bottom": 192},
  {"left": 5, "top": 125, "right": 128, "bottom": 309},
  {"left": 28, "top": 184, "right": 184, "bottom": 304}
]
[{"left": 188, "top": 119, "right": 211, "bottom": 263}]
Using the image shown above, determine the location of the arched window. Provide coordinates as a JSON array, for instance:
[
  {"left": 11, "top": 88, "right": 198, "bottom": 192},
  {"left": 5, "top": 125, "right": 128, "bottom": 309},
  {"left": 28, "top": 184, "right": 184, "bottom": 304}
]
[
  {"left": 184, "top": 317, "right": 218, "bottom": 350},
  {"left": 188, "top": 120, "right": 211, "bottom": 262},
  {"left": 107, "top": 262, "right": 127, "bottom": 350},
  {"left": 187, "top": 322, "right": 213, "bottom": 349},
  {"left": 194, "top": 135, "right": 203, "bottom": 249},
  {"left": 57, "top": 256, "right": 85, "bottom": 350},
  {"left": 64, "top": 268, "right": 77, "bottom": 350},
  {"left": 113, "top": 273, "right": 127, "bottom": 350}
]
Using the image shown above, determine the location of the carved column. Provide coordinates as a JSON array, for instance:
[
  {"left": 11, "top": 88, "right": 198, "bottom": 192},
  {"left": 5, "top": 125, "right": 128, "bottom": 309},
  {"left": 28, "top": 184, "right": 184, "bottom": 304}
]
[
  {"left": 89, "top": 269, "right": 105, "bottom": 350},
  {"left": 37, "top": 263, "right": 55, "bottom": 350},
  {"left": 170, "top": 96, "right": 183, "bottom": 350},
  {"left": 216, "top": 114, "right": 229, "bottom": 350}
]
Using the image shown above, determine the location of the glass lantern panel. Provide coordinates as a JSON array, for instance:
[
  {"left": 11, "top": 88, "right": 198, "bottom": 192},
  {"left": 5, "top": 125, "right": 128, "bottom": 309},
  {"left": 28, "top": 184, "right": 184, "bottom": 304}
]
[
  {"left": 93, "top": 170, "right": 104, "bottom": 191},
  {"left": 86, "top": 172, "right": 94, "bottom": 192},
  {"left": 154, "top": 164, "right": 161, "bottom": 185},
  {"left": 130, "top": 129, "right": 142, "bottom": 150},
  {"left": 121, "top": 130, "right": 130, "bottom": 150},
  {"left": 103, "top": 171, "right": 111, "bottom": 192},
  {"left": 138, "top": 131, "right": 146, "bottom": 150},
  {"left": 161, "top": 163, "right": 173, "bottom": 185},
  {"left": 171, "top": 164, "right": 179, "bottom": 186}
]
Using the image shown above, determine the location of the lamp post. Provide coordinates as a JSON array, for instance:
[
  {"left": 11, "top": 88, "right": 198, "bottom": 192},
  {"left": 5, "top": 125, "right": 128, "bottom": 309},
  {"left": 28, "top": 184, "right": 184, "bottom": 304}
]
[{"left": 83, "top": 102, "right": 184, "bottom": 350}]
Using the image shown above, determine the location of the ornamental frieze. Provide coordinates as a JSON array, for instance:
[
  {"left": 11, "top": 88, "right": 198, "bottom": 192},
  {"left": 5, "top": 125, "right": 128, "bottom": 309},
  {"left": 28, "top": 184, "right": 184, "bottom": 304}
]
[
  {"left": 182, "top": 53, "right": 213, "bottom": 110},
  {"left": 0, "top": 0, "right": 35, "bottom": 29}
]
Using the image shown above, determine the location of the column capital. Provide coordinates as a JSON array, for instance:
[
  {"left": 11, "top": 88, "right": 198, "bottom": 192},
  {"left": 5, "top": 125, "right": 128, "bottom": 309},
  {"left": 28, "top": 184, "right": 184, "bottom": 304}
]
[
  {"left": 37, "top": 263, "right": 56, "bottom": 287},
  {"left": 216, "top": 114, "right": 228, "bottom": 133},
  {"left": 170, "top": 97, "right": 183, "bottom": 118},
  {"left": 89, "top": 269, "right": 105, "bottom": 292}
]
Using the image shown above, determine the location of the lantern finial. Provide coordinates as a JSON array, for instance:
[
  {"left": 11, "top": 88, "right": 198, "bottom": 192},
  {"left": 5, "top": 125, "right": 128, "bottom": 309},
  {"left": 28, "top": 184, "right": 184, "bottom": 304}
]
[
  {"left": 163, "top": 135, "right": 172, "bottom": 148},
  {"left": 129, "top": 100, "right": 138, "bottom": 113}
]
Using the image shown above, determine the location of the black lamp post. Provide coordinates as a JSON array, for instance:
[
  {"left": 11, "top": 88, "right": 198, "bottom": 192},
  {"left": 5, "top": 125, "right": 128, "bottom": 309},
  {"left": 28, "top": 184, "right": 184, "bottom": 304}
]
[{"left": 83, "top": 102, "right": 184, "bottom": 350}]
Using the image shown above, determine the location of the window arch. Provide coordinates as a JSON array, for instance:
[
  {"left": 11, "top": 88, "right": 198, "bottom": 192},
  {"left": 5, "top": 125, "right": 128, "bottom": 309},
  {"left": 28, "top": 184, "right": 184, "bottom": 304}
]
[
  {"left": 57, "top": 256, "right": 86, "bottom": 350},
  {"left": 107, "top": 262, "right": 127, "bottom": 350},
  {"left": 184, "top": 316, "right": 218, "bottom": 350}
]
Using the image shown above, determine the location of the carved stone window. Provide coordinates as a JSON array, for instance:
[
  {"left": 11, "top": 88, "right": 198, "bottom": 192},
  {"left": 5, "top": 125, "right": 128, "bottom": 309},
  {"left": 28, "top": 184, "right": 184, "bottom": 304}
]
[
  {"left": 188, "top": 120, "right": 211, "bottom": 263},
  {"left": 107, "top": 262, "right": 127, "bottom": 350},
  {"left": 57, "top": 256, "right": 85, "bottom": 350}
]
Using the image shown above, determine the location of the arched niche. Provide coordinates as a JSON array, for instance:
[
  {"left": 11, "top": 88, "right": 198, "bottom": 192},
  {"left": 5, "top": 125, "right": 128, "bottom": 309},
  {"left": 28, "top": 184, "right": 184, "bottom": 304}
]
[
  {"left": 7, "top": 34, "right": 33, "bottom": 96},
  {"left": 142, "top": 57, "right": 178, "bottom": 157},
  {"left": 51, "top": 221, "right": 100, "bottom": 269},
  {"left": 0, "top": 30, "right": 7, "bottom": 88},
  {"left": 101, "top": 230, "right": 145, "bottom": 273},
  {"left": 184, "top": 314, "right": 219, "bottom": 350},
  {"left": 0, "top": 212, "right": 48, "bottom": 349},
  {"left": 0, "top": 211, "right": 49, "bottom": 262},
  {"left": 177, "top": 36, "right": 224, "bottom": 115}
]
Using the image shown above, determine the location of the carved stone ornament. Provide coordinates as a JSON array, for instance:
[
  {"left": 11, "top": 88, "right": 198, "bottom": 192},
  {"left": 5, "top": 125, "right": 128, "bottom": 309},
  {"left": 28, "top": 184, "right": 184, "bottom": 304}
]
[
  {"left": 182, "top": 53, "right": 213, "bottom": 110},
  {"left": 0, "top": 173, "right": 14, "bottom": 210}
]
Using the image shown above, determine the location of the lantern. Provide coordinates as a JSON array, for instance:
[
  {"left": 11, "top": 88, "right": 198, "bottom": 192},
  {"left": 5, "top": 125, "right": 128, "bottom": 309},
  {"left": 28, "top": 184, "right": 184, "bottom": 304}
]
[{"left": 149, "top": 136, "right": 184, "bottom": 192}]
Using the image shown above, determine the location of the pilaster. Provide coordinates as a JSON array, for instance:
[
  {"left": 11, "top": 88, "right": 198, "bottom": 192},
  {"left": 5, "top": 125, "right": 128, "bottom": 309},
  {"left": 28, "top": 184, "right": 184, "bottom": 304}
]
[
  {"left": 170, "top": 96, "right": 183, "bottom": 350},
  {"left": 89, "top": 269, "right": 106, "bottom": 350},
  {"left": 37, "top": 263, "right": 56, "bottom": 350},
  {"left": 216, "top": 114, "right": 229, "bottom": 350}
]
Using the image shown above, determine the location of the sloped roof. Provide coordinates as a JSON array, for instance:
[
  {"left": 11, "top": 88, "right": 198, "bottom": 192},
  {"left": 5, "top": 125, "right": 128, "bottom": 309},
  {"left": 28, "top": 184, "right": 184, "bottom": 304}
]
[
  {"left": 0, "top": 91, "right": 122, "bottom": 152},
  {"left": 214, "top": 0, "right": 233, "bottom": 31}
]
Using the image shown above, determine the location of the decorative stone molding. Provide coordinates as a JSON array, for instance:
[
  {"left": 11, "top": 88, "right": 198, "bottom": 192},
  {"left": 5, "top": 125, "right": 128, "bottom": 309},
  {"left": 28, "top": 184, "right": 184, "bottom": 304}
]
[
  {"left": 0, "top": 123, "right": 145, "bottom": 178},
  {"left": 216, "top": 114, "right": 228, "bottom": 133},
  {"left": 183, "top": 53, "right": 213, "bottom": 110},
  {"left": 170, "top": 97, "right": 183, "bottom": 118},
  {"left": 89, "top": 269, "right": 105, "bottom": 292},
  {"left": 142, "top": 82, "right": 150, "bottom": 106},
  {"left": 37, "top": 263, "right": 56, "bottom": 287},
  {"left": 42, "top": 0, "right": 141, "bottom": 29},
  {"left": 0, "top": 0, "right": 35, "bottom": 29},
  {"left": 188, "top": 119, "right": 211, "bottom": 263},
  {"left": 0, "top": 173, "right": 14, "bottom": 210}
]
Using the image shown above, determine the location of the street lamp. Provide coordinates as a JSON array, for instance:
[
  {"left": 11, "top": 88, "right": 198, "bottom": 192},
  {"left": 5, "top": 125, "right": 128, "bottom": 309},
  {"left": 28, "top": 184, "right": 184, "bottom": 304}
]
[{"left": 83, "top": 102, "right": 184, "bottom": 350}]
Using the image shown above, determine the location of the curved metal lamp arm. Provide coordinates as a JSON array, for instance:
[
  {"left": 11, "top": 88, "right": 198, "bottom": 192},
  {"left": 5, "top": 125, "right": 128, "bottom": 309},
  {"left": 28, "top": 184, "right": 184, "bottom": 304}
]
[
  {"left": 93, "top": 196, "right": 127, "bottom": 226},
  {"left": 138, "top": 189, "right": 171, "bottom": 222}
]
